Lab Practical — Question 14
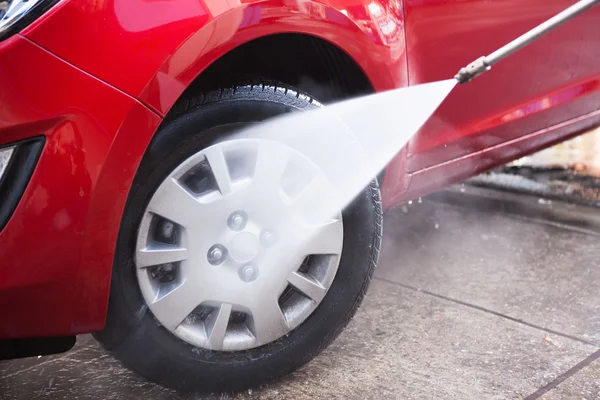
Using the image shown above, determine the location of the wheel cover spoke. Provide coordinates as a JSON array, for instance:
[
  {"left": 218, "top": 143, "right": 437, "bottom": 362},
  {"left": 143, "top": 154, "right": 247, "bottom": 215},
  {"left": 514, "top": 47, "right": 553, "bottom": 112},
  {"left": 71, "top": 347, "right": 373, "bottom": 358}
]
[
  {"left": 253, "top": 142, "right": 289, "bottom": 192},
  {"left": 136, "top": 244, "right": 188, "bottom": 268},
  {"left": 300, "top": 220, "right": 344, "bottom": 256},
  {"left": 149, "top": 280, "right": 202, "bottom": 331},
  {"left": 288, "top": 271, "right": 326, "bottom": 303},
  {"left": 250, "top": 298, "right": 289, "bottom": 345},
  {"left": 290, "top": 176, "right": 331, "bottom": 215},
  {"left": 147, "top": 177, "right": 199, "bottom": 227},
  {"left": 203, "top": 146, "right": 232, "bottom": 195},
  {"left": 206, "top": 303, "right": 232, "bottom": 350}
]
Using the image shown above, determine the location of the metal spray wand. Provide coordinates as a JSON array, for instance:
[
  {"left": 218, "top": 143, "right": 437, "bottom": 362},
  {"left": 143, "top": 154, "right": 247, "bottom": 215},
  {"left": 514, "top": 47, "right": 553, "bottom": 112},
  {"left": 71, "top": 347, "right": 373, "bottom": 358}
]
[{"left": 455, "top": 0, "right": 600, "bottom": 84}]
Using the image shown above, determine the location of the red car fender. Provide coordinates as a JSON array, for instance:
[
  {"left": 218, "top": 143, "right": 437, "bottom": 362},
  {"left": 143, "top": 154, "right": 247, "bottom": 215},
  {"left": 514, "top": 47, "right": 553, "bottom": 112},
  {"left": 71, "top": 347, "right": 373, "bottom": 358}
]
[
  {"left": 0, "top": 35, "right": 162, "bottom": 338},
  {"left": 71, "top": 102, "right": 162, "bottom": 334},
  {"left": 138, "top": 0, "right": 408, "bottom": 115},
  {"left": 25, "top": 0, "right": 409, "bottom": 116}
]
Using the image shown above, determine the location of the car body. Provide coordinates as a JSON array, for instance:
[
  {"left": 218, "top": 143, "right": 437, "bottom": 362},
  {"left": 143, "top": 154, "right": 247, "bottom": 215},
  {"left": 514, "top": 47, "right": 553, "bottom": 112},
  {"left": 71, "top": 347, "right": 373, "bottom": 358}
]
[{"left": 1, "top": 0, "right": 599, "bottom": 347}]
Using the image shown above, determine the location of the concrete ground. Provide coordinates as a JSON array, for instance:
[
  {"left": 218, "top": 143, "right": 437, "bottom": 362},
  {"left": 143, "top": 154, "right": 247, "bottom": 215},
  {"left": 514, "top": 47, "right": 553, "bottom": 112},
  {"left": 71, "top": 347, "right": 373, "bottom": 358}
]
[{"left": 1, "top": 186, "right": 599, "bottom": 399}]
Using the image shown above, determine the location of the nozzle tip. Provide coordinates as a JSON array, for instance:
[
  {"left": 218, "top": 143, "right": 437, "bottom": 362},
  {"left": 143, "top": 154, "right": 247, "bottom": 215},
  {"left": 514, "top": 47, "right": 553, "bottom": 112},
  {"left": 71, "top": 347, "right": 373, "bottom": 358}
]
[{"left": 454, "top": 56, "right": 491, "bottom": 84}]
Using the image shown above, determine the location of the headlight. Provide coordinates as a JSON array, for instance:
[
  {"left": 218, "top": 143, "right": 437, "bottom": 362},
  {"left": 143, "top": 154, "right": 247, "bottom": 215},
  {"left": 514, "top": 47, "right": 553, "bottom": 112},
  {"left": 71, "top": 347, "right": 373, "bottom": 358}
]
[
  {"left": 0, "top": 0, "right": 58, "bottom": 41},
  {"left": 0, "top": 138, "right": 44, "bottom": 231},
  {"left": 0, "top": 145, "right": 14, "bottom": 181}
]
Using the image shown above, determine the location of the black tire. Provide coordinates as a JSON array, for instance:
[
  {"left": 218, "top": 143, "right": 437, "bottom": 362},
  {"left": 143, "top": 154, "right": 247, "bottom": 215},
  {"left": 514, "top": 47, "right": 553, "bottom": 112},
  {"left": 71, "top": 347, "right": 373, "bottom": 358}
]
[{"left": 93, "top": 82, "right": 382, "bottom": 393}]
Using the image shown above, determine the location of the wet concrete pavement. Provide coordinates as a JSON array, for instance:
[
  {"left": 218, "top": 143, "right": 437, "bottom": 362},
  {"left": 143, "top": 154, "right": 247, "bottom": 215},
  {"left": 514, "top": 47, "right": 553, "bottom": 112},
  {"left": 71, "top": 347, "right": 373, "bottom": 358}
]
[
  {"left": 473, "top": 127, "right": 600, "bottom": 208},
  {"left": 511, "top": 127, "right": 600, "bottom": 177},
  {"left": 1, "top": 187, "right": 599, "bottom": 399}
]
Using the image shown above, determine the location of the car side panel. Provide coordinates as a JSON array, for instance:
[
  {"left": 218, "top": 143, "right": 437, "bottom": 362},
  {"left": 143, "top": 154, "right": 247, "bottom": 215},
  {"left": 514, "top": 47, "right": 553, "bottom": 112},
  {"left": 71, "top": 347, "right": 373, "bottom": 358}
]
[
  {"left": 403, "top": 0, "right": 600, "bottom": 172},
  {"left": 384, "top": 106, "right": 600, "bottom": 208},
  {"left": 414, "top": 111, "right": 600, "bottom": 205}
]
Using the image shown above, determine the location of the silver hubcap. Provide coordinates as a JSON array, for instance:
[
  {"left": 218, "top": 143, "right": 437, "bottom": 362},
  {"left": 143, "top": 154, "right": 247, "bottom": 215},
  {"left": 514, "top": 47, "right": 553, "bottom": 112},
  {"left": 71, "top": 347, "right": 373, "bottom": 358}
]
[{"left": 135, "top": 138, "right": 343, "bottom": 351}]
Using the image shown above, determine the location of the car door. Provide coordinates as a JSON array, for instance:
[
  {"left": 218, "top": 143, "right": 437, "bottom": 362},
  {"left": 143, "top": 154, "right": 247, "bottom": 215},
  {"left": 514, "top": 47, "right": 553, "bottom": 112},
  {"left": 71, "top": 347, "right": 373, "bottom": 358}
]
[{"left": 403, "top": 0, "right": 600, "bottom": 172}]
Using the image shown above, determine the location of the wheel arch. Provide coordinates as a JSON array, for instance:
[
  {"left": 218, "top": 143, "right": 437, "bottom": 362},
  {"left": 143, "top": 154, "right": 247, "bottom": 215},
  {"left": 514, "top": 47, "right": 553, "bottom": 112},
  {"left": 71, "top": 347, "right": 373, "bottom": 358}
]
[
  {"left": 138, "top": 0, "right": 408, "bottom": 116},
  {"left": 75, "top": 0, "right": 408, "bottom": 333}
]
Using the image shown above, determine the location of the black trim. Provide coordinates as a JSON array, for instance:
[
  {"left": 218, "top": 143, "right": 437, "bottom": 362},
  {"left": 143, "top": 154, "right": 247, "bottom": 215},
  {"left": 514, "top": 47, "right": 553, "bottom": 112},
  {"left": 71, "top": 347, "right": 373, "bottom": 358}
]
[
  {"left": 0, "top": 0, "right": 61, "bottom": 42},
  {"left": 0, "top": 137, "right": 45, "bottom": 231},
  {"left": 0, "top": 335, "right": 76, "bottom": 360}
]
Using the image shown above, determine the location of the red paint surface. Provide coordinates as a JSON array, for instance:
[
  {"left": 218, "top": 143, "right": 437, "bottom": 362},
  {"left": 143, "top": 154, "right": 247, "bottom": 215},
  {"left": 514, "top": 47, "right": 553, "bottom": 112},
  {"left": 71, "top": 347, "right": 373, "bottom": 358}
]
[
  {"left": 0, "top": 36, "right": 161, "bottom": 338},
  {"left": 401, "top": 0, "right": 600, "bottom": 168},
  {"left": 25, "top": 0, "right": 408, "bottom": 115},
  {"left": 1, "top": 0, "right": 599, "bottom": 338}
]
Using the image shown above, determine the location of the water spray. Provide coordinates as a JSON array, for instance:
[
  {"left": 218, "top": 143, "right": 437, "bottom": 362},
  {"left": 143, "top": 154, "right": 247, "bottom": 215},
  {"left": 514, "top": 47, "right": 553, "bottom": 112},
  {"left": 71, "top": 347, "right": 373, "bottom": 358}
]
[{"left": 223, "top": 0, "right": 600, "bottom": 253}]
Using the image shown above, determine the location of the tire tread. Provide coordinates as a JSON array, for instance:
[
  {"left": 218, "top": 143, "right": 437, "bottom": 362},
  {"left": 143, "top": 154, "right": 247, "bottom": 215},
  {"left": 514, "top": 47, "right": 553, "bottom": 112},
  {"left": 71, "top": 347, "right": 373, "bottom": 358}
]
[{"left": 168, "top": 80, "right": 322, "bottom": 121}]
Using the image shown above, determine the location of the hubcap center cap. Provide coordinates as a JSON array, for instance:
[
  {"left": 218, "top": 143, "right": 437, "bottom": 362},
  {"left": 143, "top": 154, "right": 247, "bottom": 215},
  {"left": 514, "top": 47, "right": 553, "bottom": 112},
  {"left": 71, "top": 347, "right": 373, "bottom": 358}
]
[{"left": 229, "top": 231, "right": 260, "bottom": 263}]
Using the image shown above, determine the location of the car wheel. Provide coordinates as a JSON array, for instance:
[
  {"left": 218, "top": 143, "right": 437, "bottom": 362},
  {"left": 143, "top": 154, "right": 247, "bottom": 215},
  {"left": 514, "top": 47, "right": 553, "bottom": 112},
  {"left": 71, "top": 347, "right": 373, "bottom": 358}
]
[{"left": 94, "top": 82, "right": 382, "bottom": 393}]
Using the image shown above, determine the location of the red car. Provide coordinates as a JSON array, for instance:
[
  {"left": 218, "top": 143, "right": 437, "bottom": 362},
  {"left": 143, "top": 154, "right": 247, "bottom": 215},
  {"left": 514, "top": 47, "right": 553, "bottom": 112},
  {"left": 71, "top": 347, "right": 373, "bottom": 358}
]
[{"left": 1, "top": 0, "right": 598, "bottom": 392}]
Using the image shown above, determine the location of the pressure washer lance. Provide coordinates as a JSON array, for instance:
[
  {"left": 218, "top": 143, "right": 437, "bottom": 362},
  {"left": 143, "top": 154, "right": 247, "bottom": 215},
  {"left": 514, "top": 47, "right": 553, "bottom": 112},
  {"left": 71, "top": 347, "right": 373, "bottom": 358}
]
[
  {"left": 455, "top": 0, "right": 600, "bottom": 84},
  {"left": 221, "top": 0, "right": 600, "bottom": 247}
]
